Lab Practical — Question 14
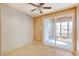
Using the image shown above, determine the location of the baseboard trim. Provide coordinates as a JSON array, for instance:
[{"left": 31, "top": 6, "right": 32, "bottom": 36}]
[{"left": 1, "top": 43, "right": 33, "bottom": 56}]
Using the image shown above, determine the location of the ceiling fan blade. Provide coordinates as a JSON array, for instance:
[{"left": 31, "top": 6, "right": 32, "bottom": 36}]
[
  {"left": 28, "top": 3, "right": 38, "bottom": 7},
  {"left": 39, "top": 9, "right": 43, "bottom": 14},
  {"left": 31, "top": 9, "right": 37, "bottom": 12},
  {"left": 42, "top": 7, "right": 52, "bottom": 9},
  {"left": 40, "top": 3, "right": 44, "bottom": 6}
]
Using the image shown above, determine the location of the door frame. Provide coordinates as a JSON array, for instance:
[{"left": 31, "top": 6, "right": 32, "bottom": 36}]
[{"left": 42, "top": 7, "right": 77, "bottom": 55}]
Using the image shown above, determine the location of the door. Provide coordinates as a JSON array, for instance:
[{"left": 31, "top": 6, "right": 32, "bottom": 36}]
[
  {"left": 55, "top": 16, "right": 73, "bottom": 56},
  {"left": 43, "top": 12, "right": 76, "bottom": 55}
]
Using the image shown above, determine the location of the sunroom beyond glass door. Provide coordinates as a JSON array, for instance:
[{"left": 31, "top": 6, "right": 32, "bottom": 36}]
[{"left": 55, "top": 17, "right": 73, "bottom": 52}]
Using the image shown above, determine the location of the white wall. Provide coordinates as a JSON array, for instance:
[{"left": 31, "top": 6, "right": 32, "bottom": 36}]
[{"left": 1, "top": 4, "right": 33, "bottom": 52}]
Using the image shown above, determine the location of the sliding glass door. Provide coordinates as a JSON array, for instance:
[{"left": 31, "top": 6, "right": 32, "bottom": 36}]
[
  {"left": 55, "top": 19, "right": 72, "bottom": 51},
  {"left": 43, "top": 12, "right": 76, "bottom": 55},
  {"left": 43, "top": 18, "right": 56, "bottom": 47}
]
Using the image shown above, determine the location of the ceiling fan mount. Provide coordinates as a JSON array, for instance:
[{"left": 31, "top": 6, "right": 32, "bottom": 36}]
[{"left": 26, "top": 3, "right": 52, "bottom": 14}]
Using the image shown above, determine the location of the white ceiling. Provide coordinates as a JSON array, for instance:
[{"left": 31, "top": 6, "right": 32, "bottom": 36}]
[{"left": 5, "top": 3, "right": 77, "bottom": 17}]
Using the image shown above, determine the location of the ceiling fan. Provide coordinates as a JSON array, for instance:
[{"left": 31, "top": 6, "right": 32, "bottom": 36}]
[{"left": 27, "top": 3, "right": 52, "bottom": 14}]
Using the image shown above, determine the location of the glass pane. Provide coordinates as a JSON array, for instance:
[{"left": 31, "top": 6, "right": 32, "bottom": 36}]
[
  {"left": 61, "top": 22, "right": 68, "bottom": 39},
  {"left": 56, "top": 22, "right": 60, "bottom": 38},
  {"left": 68, "top": 21, "right": 72, "bottom": 42},
  {"left": 69, "top": 21, "right": 72, "bottom": 25},
  {"left": 61, "top": 22, "right": 68, "bottom": 25}
]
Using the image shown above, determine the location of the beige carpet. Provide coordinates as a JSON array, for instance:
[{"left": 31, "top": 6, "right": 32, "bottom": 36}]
[{"left": 2, "top": 43, "right": 73, "bottom": 56}]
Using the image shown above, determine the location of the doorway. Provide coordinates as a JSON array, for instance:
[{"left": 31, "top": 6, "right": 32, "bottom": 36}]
[{"left": 43, "top": 10, "right": 76, "bottom": 55}]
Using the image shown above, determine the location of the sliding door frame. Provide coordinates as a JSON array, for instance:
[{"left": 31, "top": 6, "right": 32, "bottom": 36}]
[
  {"left": 42, "top": 7, "right": 77, "bottom": 55},
  {"left": 72, "top": 7, "right": 77, "bottom": 55}
]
